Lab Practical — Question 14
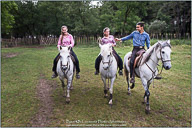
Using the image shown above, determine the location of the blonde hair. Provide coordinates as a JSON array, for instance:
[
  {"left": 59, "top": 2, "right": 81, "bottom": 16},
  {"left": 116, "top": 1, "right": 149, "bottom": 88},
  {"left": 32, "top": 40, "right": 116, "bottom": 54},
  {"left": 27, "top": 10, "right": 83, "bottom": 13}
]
[{"left": 60, "top": 25, "right": 68, "bottom": 43}]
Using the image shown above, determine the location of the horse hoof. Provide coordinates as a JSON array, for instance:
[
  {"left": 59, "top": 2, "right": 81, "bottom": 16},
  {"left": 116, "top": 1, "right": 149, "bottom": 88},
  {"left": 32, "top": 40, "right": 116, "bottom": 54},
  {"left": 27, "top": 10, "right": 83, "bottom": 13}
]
[
  {"left": 66, "top": 100, "right": 70, "bottom": 104},
  {"left": 66, "top": 98, "right": 70, "bottom": 104},
  {"left": 70, "top": 87, "right": 73, "bottom": 90},
  {"left": 145, "top": 105, "right": 150, "bottom": 114},
  {"left": 104, "top": 95, "right": 108, "bottom": 98},
  {"left": 127, "top": 91, "right": 131, "bottom": 95},
  {"left": 109, "top": 104, "right": 112, "bottom": 108},
  {"left": 145, "top": 109, "right": 150, "bottom": 114},
  {"left": 63, "top": 95, "right": 66, "bottom": 97},
  {"left": 130, "top": 83, "right": 135, "bottom": 89},
  {"left": 142, "top": 101, "right": 145, "bottom": 104}
]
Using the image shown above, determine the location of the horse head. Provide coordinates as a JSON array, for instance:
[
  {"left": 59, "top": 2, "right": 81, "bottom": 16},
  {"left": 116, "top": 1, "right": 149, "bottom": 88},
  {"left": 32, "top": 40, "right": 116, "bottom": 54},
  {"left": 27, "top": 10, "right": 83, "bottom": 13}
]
[
  {"left": 59, "top": 46, "right": 71, "bottom": 71},
  {"left": 99, "top": 43, "right": 113, "bottom": 70},
  {"left": 156, "top": 40, "right": 172, "bottom": 70}
]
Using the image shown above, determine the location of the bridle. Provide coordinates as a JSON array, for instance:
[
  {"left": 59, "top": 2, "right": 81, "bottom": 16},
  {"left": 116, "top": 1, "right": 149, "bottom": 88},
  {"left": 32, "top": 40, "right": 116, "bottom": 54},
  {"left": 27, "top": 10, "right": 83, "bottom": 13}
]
[
  {"left": 101, "top": 52, "right": 113, "bottom": 69},
  {"left": 144, "top": 41, "right": 172, "bottom": 87},
  {"left": 159, "top": 42, "right": 172, "bottom": 64},
  {"left": 60, "top": 56, "right": 71, "bottom": 74}
]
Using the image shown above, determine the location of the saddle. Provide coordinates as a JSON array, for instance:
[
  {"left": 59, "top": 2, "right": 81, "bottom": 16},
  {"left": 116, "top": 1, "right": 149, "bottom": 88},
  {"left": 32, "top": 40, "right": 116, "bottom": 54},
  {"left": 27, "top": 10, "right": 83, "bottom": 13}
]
[
  {"left": 112, "top": 52, "right": 119, "bottom": 68},
  {"left": 128, "top": 49, "right": 145, "bottom": 78},
  {"left": 56, "top": 54, "right": 76, "bottom": 65},
  {"left": 134, "top": 49, "right": 146, "bottom": 68}
]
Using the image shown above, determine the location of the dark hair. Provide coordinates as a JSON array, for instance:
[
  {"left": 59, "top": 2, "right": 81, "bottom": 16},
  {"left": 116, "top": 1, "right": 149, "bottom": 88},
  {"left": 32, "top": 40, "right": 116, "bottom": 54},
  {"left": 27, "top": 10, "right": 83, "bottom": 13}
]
[{"left": 137, "top": 22, "right": 145, "bottom": 27}]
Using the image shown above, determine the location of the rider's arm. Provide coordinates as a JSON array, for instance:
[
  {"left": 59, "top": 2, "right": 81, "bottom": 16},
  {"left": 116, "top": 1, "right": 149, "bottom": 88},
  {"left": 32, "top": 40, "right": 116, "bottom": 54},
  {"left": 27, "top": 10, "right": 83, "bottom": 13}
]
[
  {"left": 146, "top": 34, "right": 150, "bottom": 49},
  {"left": 57, "top": 35, "right": 62, "bottom": 48},
  {"left": 121, "top": 32, "right": 134, "bottom": 41},
  {"left": 69, "top": 34, "right": 74, "bottom": 48},
  {"left": 112, "top": 36, "right": 116, "bottom": 46}
]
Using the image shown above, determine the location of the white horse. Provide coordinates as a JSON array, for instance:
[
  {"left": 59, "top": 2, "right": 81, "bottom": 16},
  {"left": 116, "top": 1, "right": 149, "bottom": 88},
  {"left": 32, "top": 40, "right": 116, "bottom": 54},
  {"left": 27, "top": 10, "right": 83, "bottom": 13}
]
[
  {"left": 57, "top": 46, "right": 75, "bottom": 103},
  {"left": 99, "top": 43, "right": 118, "bottom": 106},
  {"left": 124, "top": 40, "right": 172, "bottom": 114}
]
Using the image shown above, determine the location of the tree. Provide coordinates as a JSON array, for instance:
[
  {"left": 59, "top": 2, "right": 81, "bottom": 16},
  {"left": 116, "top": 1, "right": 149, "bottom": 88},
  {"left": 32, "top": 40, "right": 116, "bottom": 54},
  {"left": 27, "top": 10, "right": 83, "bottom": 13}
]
[{"left": 1, "top": 1, "right": 18, "bottom": 37}]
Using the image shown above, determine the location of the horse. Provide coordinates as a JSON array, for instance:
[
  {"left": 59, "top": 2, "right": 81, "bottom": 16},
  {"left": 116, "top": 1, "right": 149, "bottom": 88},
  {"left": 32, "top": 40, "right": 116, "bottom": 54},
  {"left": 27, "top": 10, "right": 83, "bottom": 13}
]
[
  {"left": 124, "top": 40, "right": 172, "bottom": 114},
  {"left": 57, "top": 46, "right": 75, "bottom": 103},
  {"left": 99, "top": 43, "right": 118, "bottom": 106}
]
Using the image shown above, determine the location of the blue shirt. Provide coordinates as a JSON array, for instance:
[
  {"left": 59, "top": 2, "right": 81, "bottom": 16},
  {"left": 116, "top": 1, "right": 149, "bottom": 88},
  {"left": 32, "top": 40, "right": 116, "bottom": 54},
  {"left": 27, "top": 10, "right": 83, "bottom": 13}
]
[{"left": 121, "top": 31, "right": 150, "bottom": 49}]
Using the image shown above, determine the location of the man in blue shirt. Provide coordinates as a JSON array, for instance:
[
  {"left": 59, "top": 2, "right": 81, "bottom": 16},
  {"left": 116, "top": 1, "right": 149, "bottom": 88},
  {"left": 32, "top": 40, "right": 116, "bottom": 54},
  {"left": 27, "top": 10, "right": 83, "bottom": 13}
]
[{"left": 116, "top": 22, "right": 150, "bottom": 83}]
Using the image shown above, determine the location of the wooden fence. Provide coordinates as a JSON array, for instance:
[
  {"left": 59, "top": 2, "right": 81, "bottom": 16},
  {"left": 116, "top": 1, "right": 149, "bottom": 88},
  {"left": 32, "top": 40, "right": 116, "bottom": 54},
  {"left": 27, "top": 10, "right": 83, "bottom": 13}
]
[{"left": 1, "top": 33, "right": 191, "bottom": 47}]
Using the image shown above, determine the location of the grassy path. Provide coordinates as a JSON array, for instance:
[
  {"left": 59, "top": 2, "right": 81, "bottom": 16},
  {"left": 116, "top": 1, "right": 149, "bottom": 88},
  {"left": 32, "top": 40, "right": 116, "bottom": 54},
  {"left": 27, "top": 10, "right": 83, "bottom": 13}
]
[{"left": 1, "top": 44, "right": 191, "bottom": 127}]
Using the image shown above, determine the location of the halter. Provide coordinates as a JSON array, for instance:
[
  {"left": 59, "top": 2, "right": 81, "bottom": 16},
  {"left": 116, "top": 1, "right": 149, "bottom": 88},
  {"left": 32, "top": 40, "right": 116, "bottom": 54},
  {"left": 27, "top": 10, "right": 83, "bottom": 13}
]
[{"left": 60, "top": 56, "right": 71, "bottom": 75}]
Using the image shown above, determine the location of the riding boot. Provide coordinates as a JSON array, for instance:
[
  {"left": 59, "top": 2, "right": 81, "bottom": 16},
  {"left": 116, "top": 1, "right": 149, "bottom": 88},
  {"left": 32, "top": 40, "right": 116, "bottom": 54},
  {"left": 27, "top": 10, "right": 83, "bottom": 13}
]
[
  {"left": 95, "top": 70, "right": 99, "bottom": 75},
  {"left": 118, "top": 70, "right": 123, "bottom": 75},
  {"left": 130, "top": 62, "right": 135, "bottom": 83},
  {"left": 130, "top": 76, "right": 135, "bottom": 83},
  {"left": 51, "top": 71, "right": 58, "bottom": 78},
  {"left": 76, "top": 72, "right": 80, "bottom": 79},
  {"left": 154, "top": 74, "right": 162, "bottom": 80}
]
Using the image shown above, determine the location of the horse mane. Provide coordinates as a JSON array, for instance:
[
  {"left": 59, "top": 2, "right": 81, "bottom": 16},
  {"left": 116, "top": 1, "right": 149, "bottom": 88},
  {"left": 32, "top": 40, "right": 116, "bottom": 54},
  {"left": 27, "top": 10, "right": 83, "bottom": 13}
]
[{"left": 141, "top": 42, "right": 160, "bottom": 65}]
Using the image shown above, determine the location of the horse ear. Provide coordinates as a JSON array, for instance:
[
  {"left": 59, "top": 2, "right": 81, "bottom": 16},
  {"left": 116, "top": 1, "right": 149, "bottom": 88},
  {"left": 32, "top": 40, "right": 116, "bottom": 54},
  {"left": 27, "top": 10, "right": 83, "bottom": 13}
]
[
  {"left": 60, "top": 46, "right": 62, "bottom": 50},
  {"left": 68, "top": 46, "right": 71, "bottom": 51},
  {"left": 155, "top": 43, "right": 160, "bottom": 51},
  {"left": 167, "top": 40, "right": 170, "bottom": 44},
  {"left": 99, "top": 43, "right": 102, "bottom": 48}
]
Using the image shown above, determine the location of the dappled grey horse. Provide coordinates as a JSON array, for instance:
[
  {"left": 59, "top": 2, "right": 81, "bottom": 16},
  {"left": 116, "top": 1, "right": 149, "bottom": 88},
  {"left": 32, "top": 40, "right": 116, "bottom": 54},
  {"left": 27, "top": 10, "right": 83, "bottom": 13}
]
[
  {"left": 99, "top": 43, "right": 118, "bottom": 106},
  {"left": 124, "top": 40, "right": 172, "bottom": 114},
  {"left": 57, "top": 46, "right": 75, "bottom": 103}
]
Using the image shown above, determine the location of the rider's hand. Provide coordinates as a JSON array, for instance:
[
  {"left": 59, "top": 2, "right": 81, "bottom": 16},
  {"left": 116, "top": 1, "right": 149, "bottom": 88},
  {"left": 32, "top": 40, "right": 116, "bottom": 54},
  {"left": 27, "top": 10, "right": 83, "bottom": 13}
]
[{"left": 115, "top": 38, "right": 121, "bottom": 42}]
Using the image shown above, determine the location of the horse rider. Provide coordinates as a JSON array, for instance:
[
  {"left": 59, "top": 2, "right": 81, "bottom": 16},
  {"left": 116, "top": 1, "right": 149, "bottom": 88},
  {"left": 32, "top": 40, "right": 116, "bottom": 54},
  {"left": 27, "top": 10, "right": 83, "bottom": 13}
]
[
  {"left": 95, "top": 27, "right": 123, "bottom": 76},
  {"left": 51, "top": 25, "right": 80, "bottom": 79},
  {"left": 115, "top": 22, "right": 151, "bottom": 83}
]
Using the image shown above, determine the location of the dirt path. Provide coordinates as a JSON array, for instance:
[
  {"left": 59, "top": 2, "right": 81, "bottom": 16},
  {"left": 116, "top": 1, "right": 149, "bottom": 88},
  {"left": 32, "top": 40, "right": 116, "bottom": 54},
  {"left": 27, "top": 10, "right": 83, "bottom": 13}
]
[
  {"left": 30, "top": 75, "right": 58, "bottom": 127},
  {"left": 3, "top": 53, "right": 19, "bottom": 58}
]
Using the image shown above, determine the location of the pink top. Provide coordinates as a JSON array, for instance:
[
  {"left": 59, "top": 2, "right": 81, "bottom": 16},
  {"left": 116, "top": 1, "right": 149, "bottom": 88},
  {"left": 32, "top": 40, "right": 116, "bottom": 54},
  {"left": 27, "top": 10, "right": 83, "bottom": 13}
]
[
  {"left": 101, "top": 35, "right": 116, "bottom": 46},
  {"left": 57, "top": 33, "right": 74, "bottom": 48}
]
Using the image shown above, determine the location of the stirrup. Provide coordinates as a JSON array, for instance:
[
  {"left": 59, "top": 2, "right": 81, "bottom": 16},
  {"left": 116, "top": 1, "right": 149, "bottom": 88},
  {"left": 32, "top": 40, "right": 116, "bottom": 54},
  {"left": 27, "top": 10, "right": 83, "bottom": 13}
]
[
  {"left": 154, "top": 75, "right": 162, "bottom": 80},
  {"left": 118, "top": 70, "right": 123, "bottom": 75},
  {"left": 95, "top": 70, "right": 99, "bottom": 75},
  {"left": 51, "top": 72, "right": 58, "bottom": 78},
  {"left": 76, "top": 73, "right": 80, "bottom": 79},
  {"left": 130, "top": 77, "right": 135, "bottom": 83}
]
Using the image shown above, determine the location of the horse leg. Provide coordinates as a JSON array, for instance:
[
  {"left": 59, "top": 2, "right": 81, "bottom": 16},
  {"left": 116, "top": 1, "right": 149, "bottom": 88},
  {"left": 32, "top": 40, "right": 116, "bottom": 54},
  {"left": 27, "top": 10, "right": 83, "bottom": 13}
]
[
  {"left": 126, "top": 75, "right": 131, "bottom": 95},
  {"left": 70, "top": 80, "right": 73, "bottom": 90},
  {"left": 70, "top": 73, "right": 74, "bottom": 90},
  {"left": 142, "top": 80, "right": 151, "bottom": 114},
  {"left": 60, "top": 78, "right": 66, "bottom": 97},
  {"left": 109, "top": 77, "right": 115, "bottom": 106},
  {"left": 66, "top": 78, "right": 72, "bottom": 104},
  {"left": 125, "top": 66, "right": 131, "bottom": 95},
  {"left": 101, "top": 77, "right": 108, "bottom": 98}
]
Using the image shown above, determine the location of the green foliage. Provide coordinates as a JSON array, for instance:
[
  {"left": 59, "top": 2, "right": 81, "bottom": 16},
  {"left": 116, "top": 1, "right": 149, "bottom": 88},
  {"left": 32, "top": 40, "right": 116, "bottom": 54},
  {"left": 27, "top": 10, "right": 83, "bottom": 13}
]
[
  {"left": 148, "top": 20, "right": 167, "bottom": 33},
  {"left": 1, "top": 1, "right": 18, "bottom": 34},
  {"left": 1, "top": 1, "right": 191, "bottom": 39}
]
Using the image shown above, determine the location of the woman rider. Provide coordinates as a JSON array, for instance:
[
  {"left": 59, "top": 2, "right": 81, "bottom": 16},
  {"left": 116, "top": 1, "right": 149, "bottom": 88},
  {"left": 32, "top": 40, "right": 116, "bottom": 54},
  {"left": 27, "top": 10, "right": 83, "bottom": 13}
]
[
  {"left": 95, "top": 27, "right": 123, "bottom": 75},
  {"left": 51, "top": 25, "right": 80, "bottom": 79}
]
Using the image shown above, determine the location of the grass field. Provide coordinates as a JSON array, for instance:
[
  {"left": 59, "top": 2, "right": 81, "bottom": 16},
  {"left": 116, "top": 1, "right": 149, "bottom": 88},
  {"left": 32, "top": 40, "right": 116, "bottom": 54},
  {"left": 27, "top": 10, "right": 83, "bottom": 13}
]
[{"left": 1, "top": 41, "right": 191, "bottom": 127}]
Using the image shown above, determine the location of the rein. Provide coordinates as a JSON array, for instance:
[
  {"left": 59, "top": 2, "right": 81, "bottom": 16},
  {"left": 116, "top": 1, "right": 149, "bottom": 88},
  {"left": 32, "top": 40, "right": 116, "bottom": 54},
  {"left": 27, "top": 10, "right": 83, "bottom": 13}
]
[
  {"left": 60, "top": 57, "right": 71, "bottom": 75},
  {"left": 101, "top": 53, "right": 113, "bottom": 68},
  {"left": 101, "top": 52, "right": 114, "bottom": 89}
]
